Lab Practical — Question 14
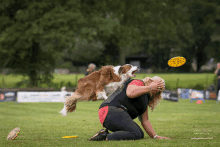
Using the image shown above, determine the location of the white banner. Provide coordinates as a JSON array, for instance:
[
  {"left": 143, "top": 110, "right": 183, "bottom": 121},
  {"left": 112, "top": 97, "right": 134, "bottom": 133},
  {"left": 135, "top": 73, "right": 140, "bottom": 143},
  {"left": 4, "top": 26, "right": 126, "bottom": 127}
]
[{"left": 17, "top": 91, "right": 74, "bottom": 102}]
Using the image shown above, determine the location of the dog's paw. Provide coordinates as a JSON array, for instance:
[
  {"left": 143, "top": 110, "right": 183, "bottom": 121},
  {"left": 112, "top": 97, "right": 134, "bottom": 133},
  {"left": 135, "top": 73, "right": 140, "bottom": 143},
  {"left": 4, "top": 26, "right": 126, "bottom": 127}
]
[
  {"left": 102, "top": 93, "right": 108, "bottom": 100},
  {"left": 61, "top": 110, "right": 67, "bottom": 116},
  {"left": 59, "top": 107, "right": 66, "bottom": 113},
  {"left": 62, "top": 113, "right": 67, "bottom": 116},
  {"left": 96, "top": 93, "right": 103, "bottom": 100},
  {"left": 59, "top": 108, "right": 68, "bottom": 116},
  {"left": 103, "top": 95, "right": 108, "bottom": 100},
  {"left": 97, "top": 96, "right": 103, "bottom": 100}
]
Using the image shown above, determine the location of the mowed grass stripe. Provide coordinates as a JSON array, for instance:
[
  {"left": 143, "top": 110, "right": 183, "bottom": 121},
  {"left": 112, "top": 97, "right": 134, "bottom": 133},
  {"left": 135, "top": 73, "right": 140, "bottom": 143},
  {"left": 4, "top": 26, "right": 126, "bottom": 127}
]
[{"left": 0, "top": 99, "right": 220, "bottom": 147}]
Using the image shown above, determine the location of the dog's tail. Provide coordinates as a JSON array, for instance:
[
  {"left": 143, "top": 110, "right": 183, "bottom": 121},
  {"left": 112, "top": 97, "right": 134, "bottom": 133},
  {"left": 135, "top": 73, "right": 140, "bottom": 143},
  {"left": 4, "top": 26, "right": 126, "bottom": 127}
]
[{"left": 64, "top": 91, "right": 85, "bottom": 114}]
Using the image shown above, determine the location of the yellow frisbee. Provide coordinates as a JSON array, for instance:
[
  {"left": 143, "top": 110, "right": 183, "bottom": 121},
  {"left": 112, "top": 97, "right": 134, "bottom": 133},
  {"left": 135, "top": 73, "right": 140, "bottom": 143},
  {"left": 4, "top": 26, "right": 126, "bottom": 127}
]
[
  {"left": 62, "top": 136, "right": 78, "bottom": 138},
  {"left": 168, "top": 56, "right": 186, "bottom": 67}
]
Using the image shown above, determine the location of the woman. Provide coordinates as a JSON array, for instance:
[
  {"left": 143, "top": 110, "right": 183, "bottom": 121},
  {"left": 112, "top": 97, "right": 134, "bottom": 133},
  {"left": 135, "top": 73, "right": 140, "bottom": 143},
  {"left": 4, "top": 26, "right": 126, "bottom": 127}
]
[
  {"left": 89, "top": 76, "right": 170, "bottom": 141},
  {"left": 85, "top": 63, "right": 96, "bottom": 76},
  {"left": 214, "top": 62, "right": 220, "bottom": 98}
]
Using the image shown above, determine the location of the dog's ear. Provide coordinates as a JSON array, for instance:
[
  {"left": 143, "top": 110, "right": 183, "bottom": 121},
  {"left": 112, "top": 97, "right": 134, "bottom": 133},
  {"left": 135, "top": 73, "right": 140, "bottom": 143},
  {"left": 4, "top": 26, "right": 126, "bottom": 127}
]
[{"left": 118, "top": 66, "right": 124, "bottom": 74}]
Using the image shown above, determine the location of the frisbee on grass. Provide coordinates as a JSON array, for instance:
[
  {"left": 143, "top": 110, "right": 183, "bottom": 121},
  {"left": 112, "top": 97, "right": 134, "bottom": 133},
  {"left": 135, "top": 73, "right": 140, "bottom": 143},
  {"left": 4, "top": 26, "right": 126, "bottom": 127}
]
[
  {"left": 168, "top": 56, "right": 186, "bottom": 67},
  {"left": 7, "top": 127, "right": 20, "bottom": 140},
  {"left": 62, "top": 136, "right": 78, "bottom": 138}
]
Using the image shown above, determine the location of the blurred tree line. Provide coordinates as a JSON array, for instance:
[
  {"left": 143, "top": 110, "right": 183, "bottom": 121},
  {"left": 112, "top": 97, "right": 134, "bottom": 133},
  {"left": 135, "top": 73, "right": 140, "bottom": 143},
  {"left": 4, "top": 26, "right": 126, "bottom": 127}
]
[{"left": 0, "top": 0, "right": 220, "bottom": 86}]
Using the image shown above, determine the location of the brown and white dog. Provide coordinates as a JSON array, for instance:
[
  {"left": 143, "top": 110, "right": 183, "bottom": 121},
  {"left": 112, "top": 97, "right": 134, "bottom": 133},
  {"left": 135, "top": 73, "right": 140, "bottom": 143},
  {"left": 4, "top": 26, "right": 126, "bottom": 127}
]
[{"left": 59, "top": 64, "right": 139, "bottom": 116}]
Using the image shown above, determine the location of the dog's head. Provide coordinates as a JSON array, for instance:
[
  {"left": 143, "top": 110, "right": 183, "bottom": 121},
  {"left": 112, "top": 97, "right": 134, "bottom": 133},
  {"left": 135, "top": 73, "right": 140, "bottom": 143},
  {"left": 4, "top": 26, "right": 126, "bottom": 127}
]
[{"left": 113, "top": 64, "right": 139, "bottom": 81}]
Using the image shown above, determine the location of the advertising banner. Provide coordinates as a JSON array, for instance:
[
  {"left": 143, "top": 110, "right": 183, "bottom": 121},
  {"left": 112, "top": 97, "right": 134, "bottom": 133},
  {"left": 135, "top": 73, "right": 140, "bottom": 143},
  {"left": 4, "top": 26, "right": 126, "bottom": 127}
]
[
  {"left": 162, "top": 90, "right": 178, "bottom": 102},
  {"left": 189, "top": 89, "right": 204, "bottom": 99},
  {"left": 203, "top": 90, "right": 217, "bottom": 100},
  {"left": 204, "top": 90, "right": 210, "bottom": 99},
  {"left": 4, "top": 91, "right": 17, "bottom": 102},
  {"left": 177, "top": 88, "right": 190, "bottom": 99},
  {"left": 209, "top": 92, "right": 217, "bottom": 99},
  {"left": 17, "top": 91, "right": 74, "bottom": 103}
]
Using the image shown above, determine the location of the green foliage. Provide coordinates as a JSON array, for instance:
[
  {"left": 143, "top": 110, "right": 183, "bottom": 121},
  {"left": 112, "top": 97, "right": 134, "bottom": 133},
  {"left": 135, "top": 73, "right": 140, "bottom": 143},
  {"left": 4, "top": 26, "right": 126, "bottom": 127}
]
[
  {"left": 213, "top": 75, "right": 218, "bottom": 87},
  {"left": 0, "top": 0, "right": 86, "bottom": 86},
  {"left": 64, "top": 39, "right": 105, "bottom": 63},
  {"left": 180, "top": 0, "right": 219, "bottom": 72},
  {"left": 191, "top": 84, "right": 206, "bottom": 90},
  {"left": 0, "top": 0, "right": 219, "bottom": 87},
  {"left": 59, "top": 62, "right": 73, "bottom": 69}
]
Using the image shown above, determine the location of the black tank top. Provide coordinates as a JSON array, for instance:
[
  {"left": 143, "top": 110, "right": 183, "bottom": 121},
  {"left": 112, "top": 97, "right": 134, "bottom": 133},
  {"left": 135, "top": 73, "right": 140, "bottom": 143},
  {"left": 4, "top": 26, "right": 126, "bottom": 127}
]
[
  {"left": 217, "top": 69, "right": 220, "bottom": 76},
  {"left": 99, "top": 78, "right": 149, "bottom": 119}
]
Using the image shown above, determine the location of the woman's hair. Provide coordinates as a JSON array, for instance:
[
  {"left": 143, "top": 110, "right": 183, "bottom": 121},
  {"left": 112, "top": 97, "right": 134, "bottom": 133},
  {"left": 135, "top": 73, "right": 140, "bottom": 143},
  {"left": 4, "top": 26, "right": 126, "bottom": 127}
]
[{"left": 143, "top": 76, "right": 165, "bottom": 112}]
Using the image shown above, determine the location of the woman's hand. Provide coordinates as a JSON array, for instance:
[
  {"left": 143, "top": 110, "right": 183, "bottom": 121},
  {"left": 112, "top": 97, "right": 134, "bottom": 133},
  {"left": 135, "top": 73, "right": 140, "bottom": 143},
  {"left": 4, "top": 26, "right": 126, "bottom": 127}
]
[
  {"left": 149, "top": 81, "right": 165, "bottom": 91},
  {"left": 155, "top": 136, "right": 171, "bottom": 139}
]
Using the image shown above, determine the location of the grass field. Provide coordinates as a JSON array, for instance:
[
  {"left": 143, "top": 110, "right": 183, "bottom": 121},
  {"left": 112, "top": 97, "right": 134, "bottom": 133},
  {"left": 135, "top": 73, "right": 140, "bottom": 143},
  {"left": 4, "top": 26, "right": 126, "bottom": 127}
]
[
  {"left": 1, "top": 100, "right": 220, "bottom": 147},
  {"left": 0, "top": 73, "right": 217, "bottom": 90}
]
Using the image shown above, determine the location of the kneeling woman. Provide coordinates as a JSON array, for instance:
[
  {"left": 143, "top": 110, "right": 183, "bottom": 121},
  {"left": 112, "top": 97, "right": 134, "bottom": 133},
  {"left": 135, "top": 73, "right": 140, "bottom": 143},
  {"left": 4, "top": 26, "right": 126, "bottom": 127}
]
[{"left": 89, "top": 76, "right": 170, "bottom": 141}]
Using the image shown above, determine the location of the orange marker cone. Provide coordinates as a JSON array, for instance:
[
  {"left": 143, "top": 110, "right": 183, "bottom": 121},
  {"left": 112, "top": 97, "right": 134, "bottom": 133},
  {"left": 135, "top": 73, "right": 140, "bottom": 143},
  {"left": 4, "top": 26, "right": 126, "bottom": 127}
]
[{"left": 196, "top": 100, "right": 203, "bottom": 104}]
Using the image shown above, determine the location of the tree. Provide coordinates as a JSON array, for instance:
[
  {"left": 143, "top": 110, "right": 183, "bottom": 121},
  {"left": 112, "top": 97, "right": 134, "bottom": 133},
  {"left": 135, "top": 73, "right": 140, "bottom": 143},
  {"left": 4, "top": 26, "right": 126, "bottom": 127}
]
[
  {"left": 206, "top": 3, "right": 220, "bottom": 63},
  {"left": 74, "top": 0, "right": 197, "bottom": 68},
  {"left": 79, "top": 0, "right": 148, "bottom": 65},
  {"left": 143, "top": 0, "right": 219, "bottom": 73},
  {"left": 62, "top": 38, "right": 105, "bottom": 67},
  {"left": 183, "top": 0, "right": 219, "bottom": 72},
  {"left": 0, "top": 0, "right": 86, "bottom": 86},
  {"left": 138, "top": 0, "right": 195, "bottom": 71}
]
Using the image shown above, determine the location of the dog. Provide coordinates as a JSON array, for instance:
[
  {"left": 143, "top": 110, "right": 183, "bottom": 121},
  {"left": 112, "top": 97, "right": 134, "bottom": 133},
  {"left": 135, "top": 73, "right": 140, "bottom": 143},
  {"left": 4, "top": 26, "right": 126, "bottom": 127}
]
[
  {"left": 104, "top": 65, "right": 139, "bottom": 97},
  {"left": 59, "top": 64, "right": 139, "bottom": 116}
]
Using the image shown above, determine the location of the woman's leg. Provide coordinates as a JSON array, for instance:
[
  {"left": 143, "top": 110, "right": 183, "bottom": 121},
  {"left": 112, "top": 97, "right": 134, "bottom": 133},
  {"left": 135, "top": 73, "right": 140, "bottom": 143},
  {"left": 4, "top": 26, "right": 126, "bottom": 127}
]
[{"left": 103, "top": 106, "right": 144, "bottom": 141}]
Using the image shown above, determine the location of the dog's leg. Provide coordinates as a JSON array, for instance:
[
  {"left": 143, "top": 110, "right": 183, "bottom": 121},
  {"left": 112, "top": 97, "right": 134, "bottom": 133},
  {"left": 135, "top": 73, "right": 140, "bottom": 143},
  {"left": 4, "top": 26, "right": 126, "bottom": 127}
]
[
  {"left": 117, "top": 81, "right": 125, "bottom": 89},
  {"left": 96, "top": 89, "right": 108, "bottom": 100},
  {"left": 105, "top": 82, "right": 119, "bottom": 96},
  {"left": 60, "top": 105, "right": 67, "bottom": 116},
  {"left": 59, "top": 95, "right": 68, "bottom": 115},
  {"left": 59, "top": 104, "right": 66, "bottom": 113}
]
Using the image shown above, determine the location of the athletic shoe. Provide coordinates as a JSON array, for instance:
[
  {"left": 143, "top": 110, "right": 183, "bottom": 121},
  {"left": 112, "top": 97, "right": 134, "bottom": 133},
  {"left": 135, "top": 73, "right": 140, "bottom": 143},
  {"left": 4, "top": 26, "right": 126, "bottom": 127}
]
[{"left": 89, "top": 129, "right": 109, "bottom": 141}]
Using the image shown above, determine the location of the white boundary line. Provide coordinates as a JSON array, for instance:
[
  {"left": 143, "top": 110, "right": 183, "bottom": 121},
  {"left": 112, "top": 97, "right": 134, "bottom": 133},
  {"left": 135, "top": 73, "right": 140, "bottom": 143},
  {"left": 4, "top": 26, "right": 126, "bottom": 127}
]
[{"left": 191, "top": 137, "right": 213, "bottom": 140}]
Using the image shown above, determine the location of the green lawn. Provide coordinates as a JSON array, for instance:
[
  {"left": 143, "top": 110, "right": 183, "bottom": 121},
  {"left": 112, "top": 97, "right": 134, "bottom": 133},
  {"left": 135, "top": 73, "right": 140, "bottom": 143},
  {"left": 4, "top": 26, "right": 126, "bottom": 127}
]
[
  {"left": 0, "top": 100, "right": 220, "bottom": 147},
  {"left": 0, "top": 73, "right": 217, "bottom": 90}
]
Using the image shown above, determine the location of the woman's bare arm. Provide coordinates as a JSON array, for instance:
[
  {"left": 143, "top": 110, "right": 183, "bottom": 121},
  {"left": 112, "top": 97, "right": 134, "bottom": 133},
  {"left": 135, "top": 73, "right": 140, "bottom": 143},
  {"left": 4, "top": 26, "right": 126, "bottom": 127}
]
[
  {"left": 139, "top": 108, "right": 171, "bottom": 139},
  {"left": 138, "top": 108, "right": 156, "bottom": 138},
  {"left": 126, "top": 81, "right": 165, "bottom": 98},
  {"left": 126, "top": 85, "right": 151, "bottom": 98}
]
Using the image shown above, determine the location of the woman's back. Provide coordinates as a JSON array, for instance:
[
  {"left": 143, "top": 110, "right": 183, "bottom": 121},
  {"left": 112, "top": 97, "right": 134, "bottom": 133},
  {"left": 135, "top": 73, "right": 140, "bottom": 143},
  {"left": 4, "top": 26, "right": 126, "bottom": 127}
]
[{"left": 100, "top": 78, "right": 149, "bottom": 119}]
